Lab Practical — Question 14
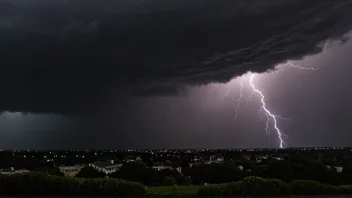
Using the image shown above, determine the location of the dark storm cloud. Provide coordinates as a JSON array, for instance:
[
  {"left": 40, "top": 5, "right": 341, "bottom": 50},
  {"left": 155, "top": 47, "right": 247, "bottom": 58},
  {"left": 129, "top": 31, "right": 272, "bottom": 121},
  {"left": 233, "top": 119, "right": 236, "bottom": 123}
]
[{"left": 1, "top": 0, "right": 352, "bottom": 115}]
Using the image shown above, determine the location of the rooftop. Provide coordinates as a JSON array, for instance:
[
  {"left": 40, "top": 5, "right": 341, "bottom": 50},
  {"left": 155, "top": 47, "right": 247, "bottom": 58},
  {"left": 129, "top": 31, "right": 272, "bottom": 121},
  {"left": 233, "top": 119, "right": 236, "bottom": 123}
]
[{"left": 92, "top": 162, "right": 119, "bottom": 168}]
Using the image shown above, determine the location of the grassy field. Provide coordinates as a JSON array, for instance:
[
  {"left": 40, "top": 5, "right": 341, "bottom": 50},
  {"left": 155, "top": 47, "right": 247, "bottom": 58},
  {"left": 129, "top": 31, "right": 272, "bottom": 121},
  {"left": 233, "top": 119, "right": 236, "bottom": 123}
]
[{"left": 147, "top": 185, "right": 205, "bottom": 195}]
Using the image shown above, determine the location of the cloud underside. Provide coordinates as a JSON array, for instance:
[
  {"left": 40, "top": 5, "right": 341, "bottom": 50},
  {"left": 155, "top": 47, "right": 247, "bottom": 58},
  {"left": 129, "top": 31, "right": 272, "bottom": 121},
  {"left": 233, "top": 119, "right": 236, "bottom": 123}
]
[{"left": 0, "top": 0, "right": 352, "bottom": 115}]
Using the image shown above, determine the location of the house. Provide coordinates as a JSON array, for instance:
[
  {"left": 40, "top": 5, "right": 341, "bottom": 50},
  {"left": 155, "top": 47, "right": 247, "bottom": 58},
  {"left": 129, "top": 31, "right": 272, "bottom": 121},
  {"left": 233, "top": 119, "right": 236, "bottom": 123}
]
[
  {"left": 124, "top": 156, "right": 136, "bottom": 163},
  {"left": 0, "top": 167, "right": 30, "bottom": 175},
  {"left": 243, "top": 155, "right": 251, "bottom": 160},
  {"left": 90, "top": 162, "right": 122, "bottom": 174},
  {"left": 273, "top": 157, "right": 284, "bottom": 161},
  {"left": 59, "top": 165, "right": 83, "bottom": 177},
  {"left": 256, "top": 155, "right": 268, "bottom": 160},
  {"left": 325, "top": 165, "right": 343, "bottom": 173},
  {"left": 335, "top": 166, "right": 343, "bottom": 173},
  {"left": 216, "top": 157, "right": 225, "bottom": 163},
  {"left": 152, "top": 166, "right": 172, "bottom": 171},
  {"left": 176, "top": 167, "right": 182, "bottom": 174}
]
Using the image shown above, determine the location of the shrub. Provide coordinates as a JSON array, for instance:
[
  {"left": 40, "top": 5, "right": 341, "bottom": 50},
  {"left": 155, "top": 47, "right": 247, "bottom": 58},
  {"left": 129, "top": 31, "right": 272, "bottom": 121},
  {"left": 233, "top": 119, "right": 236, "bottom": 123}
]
[
  {"left": 197, "top": 184, "right": 227, "bottom": 196},
  {"left": 163, "top": 176, "right": 177, "bottom": 186},
  {"left": 0, "top": 172, "right": 146, "bottom": 196},
  {"left": 226, "top": 181, "right": 242, "bottom": 196},
  {"left": 198, "top": 177, "right": 289, "bottom": 196},
  {"left": 339, "top": 185, "right": 352, "bottom": 194},
  {"left": 228, "top": 176, "right": 289, "bottom": 196},
  {"left": 289, "top": 180, "right": 339, "bottom": 195},
  {"left": 76, "top": 166, "right": 106, "bottom": 178}
]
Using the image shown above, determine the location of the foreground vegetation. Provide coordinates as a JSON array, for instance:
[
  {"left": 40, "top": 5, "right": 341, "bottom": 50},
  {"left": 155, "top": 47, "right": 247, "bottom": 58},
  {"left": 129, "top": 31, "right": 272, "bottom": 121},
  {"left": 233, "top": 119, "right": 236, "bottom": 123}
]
[
  {"left": 0, "top": 172, "right": 146, "bottom": 196},
  {"left": 148, "top": 177, "right": 352, "bottom": 196},
  {"left": 3, "top": 173, "right": 352, "bottom": 197},
  {"left": 4, "top": 150, "right": 352, "bottom": 187},
  {"left": 198, "top": 176, "right": 352, "bottom": 196},
  {"left": 148, "top": 185, "right": 205, "bottom": 195}
]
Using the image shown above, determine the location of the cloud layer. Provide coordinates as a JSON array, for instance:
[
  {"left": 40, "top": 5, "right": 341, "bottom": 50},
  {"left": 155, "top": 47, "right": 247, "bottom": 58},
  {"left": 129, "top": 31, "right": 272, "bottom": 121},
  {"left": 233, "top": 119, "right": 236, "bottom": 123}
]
[{"left": 1, "top": 0, "right": 352, "bottom": 115}]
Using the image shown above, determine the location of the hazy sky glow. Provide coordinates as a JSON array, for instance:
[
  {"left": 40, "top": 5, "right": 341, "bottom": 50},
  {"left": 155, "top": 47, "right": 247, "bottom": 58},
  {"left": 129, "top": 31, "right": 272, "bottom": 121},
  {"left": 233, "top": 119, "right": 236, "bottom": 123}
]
[
  {"left": 1, "top": 1, "right": 352, "bottom": 149},
  {"left": 0, "top": 35, "right": 351, "bottom": 150}
]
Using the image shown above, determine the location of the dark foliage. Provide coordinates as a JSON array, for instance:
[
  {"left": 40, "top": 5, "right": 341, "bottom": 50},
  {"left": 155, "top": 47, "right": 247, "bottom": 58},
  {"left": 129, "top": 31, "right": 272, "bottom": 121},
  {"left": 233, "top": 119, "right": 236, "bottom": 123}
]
[
  {"left": 111, "top": 162, "right": 159, "bottom": 186},
  {"left": 289, "top": 180, "right": 339, "bottom": 195},
  {"left": 111, "top": 162, "right": 184, "bottom": 186},
  {"left": 0, "top": 172, "right": 146, "bottom": 196},
  {"left": 163, "top": 176, "right": 177, "bottom": 186},
  {"left": 198, "top": 176, "right": 352, "bottom": 196},
  {"left": 76, "top": 166, "right": 106, "bottom": 178},
  {"left": 191, "top": 163, "right": 241, "bottom": 184}
]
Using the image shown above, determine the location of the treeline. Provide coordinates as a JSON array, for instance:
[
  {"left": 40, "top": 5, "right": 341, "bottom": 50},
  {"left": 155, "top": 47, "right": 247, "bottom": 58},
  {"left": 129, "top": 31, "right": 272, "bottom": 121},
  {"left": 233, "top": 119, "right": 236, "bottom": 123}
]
[
  {"left": 188, "top": 156, "right": 352, "bottom": 185},
  {"left": 94, "top": 153, "right": 352, "bottom": 186},
  {"left": 30, "top": 152, "right": 352, "bottom": 187},
  {"left": 3, "top": 173, "right": 352, "bottom": 197},
  {"left": 0, "top": 172, "right": 146, "bottom": 196},
  {"left": 92, "top": 155, "right": 351, "bottom": 186},
  {"left": 110, "top": 163, "right": 189, "bottom": 186},
  {"left": 198, "top": 176, "right": 352, "bottom": 196}
]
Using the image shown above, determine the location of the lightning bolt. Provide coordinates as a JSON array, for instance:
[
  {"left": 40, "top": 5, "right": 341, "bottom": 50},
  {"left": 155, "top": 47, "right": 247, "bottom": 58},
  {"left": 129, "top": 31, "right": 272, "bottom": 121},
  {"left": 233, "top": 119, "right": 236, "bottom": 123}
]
[
  {"left": 226, "top": 62, "right": 318, "bottom": 148},
  {"left": 283, "top": 63, "right": 317, "bottom": 71},
  {"left": 233, "top": 78, "right": 251, "bottom": 121},
  {"left": 276, "top": 63, "right": 320, "bottom": 72},
  {"left": 249, "top": 73, "right": 285, "bottom": 148},
  {"left": 221, "top": 90, "right": 230, "bottom": 100}
]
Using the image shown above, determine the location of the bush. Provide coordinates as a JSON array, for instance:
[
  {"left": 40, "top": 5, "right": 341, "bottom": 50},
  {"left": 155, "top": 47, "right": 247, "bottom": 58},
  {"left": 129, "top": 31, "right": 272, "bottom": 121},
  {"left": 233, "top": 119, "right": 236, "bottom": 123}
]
[
  {"left": 163, "top": 176, "right": 177, "bottom": 186},
  {"left": 226, "top": 181, "right": 242, "bottom": 196},
  {"left": 76, "top": 166, "right": 106, "bottom": 178},
  {"left": 198, "top": 176, "right": 289, "bottom": 196},
  {"left": 289, "top": 180, "right": 339, "bottom": 195},
  {"left": 197, "top": 184, "right": 227, "bottom": 196},
  {"left": 339, "top": 185, "right": 352, "bottom": 194},
  {"left": 0, "top": 172, "right": 146, "bottom": 196},
  {"left": 228, "top": 176, "right": 289, "bottom": 196},
  {"left": 198, "top": 177, "right": 352, "bottom": 196}
]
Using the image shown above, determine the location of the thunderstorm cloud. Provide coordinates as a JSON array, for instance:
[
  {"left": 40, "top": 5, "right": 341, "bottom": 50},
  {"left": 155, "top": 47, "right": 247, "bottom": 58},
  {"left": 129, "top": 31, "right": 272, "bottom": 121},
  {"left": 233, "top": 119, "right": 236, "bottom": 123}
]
[{"left": 1, "top": 0, "right": 352, "bottom": 115}]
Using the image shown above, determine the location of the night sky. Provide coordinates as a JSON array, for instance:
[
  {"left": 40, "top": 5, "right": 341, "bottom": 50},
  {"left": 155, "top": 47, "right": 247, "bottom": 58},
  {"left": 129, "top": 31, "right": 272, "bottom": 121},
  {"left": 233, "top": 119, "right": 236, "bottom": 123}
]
[{"left": 1, "top": 0, "right": 352, "bottom": 149}]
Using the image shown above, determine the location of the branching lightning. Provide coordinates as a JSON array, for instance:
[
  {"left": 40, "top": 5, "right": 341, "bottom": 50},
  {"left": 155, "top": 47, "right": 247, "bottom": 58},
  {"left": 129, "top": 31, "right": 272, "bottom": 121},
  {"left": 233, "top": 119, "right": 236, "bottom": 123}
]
[
  {"left": 233, "top": 78, "right": 251, "bottom": 121},
  {"left": 225, "top": 62, "right": 319, "bottom": 148},
  {"left": 221, "top": 90, "right": 230, "bottom": 101},
  {"left": 282, "top": 63, "right": 317, "bottom": 71},
  {"left": 250, "top": 74, "right": 285, "bottom": 148}
]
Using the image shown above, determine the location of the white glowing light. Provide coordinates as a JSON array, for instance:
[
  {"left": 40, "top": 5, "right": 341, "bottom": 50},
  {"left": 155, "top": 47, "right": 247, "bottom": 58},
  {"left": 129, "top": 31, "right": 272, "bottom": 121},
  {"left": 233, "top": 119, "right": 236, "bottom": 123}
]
[
  {"left": 249, "top": 74, "right": 284, "bottom": 148},
  {"left": 233, "top": 78, "right": 251, "bottom": 120},
  {"left": 226, "top": 62, "right": 318, "bottom": 148},
  {"left": 282, "top": 63, "right": 317, "bottom": 71},
  {"left": 274, "top": 63, "right": 319, "bottom": 74}
]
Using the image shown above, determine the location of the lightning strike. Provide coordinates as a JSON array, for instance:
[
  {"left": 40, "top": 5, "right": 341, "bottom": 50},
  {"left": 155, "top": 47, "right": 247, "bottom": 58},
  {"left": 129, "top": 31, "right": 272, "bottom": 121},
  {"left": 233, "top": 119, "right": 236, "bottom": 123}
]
[
  {"left": 284, "top": 63, "right": 317, "bottom": 71},
  {"left": 221, "top": 90, "right": 230, "bottom": 100},
  {"left": 226, "top": 62, "right": 318, "bottom": 148},
  {"left": 233, "top": 78, "right": 250, "bottom": 121},
  {"left": 249, "top": 74, "right": 285, "bottom": 148},
  {"left": 276, "top": 63, "right": 320, "bottom": 72}
]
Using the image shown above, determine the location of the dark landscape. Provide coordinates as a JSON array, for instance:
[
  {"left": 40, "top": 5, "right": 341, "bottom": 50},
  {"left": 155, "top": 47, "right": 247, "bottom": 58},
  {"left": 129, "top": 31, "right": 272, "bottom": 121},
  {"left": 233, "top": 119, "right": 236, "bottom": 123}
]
[
  {"left": 1, "top": 0, "right": 352, "bottom": 196},
  {"left": 2, "top": 148, "right": 352, "bottom": 196}
]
